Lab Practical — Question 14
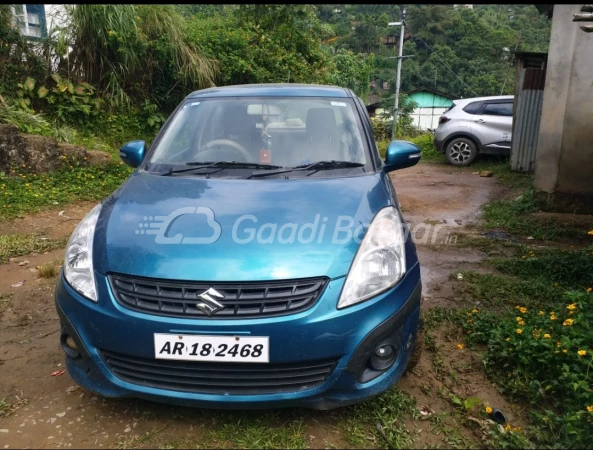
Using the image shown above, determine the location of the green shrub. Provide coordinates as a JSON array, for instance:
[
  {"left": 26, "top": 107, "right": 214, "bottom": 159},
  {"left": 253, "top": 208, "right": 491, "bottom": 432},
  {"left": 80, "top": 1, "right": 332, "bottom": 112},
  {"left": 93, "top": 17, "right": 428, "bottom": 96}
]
[
  {"left": 409, "top": 133, "right": 442, "bottom": 162},
  {"left": 0, "top": 162, "right": 132, "bottom": 219},
  {"left": 459, "top": 289, "right": 593, "bottom": 448},
  {"left": 375, "top": 133, "right": 441, "bottom": 162}
]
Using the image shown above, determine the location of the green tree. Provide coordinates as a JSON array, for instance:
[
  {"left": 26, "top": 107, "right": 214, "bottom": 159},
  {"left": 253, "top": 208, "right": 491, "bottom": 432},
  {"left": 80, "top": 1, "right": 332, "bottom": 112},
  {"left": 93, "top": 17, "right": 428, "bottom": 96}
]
[{"left": 327, "top": 49, "right": 374, "bottom": 100}]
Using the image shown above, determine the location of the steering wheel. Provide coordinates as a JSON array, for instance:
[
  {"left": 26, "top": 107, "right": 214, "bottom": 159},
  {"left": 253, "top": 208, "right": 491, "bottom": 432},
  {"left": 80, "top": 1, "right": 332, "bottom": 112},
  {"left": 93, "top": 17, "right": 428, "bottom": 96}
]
[{"left": 199, "top": 139, "right": 251, "bottom": 162}]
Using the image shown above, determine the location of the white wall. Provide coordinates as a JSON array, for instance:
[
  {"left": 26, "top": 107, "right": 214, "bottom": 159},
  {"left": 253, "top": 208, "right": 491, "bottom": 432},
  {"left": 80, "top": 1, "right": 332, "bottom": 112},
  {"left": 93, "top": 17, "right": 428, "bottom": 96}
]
[
  {"left": 410, "top": 107, "right": 449, "bottom": 130},
  {"left": 44, "top": 4, "right": 68, "bottom": 32},
  {"left": 375, "top": 106, "right": 448, "bottom": 131}
]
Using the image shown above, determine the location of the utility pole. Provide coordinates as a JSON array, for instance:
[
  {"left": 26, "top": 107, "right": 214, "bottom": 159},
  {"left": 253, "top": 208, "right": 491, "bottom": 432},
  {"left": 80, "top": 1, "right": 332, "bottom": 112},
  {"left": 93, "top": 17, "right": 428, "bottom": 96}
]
[{"left": 388, "top": 7, "right": 406, "bottom": 140}]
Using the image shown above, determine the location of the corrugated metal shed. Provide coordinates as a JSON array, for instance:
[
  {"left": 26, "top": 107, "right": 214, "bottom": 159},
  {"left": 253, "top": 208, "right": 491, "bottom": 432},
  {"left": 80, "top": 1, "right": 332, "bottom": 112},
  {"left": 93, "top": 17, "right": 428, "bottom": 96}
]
[{"left": 510, "top": 52, "right": 548, "bottom": 172}]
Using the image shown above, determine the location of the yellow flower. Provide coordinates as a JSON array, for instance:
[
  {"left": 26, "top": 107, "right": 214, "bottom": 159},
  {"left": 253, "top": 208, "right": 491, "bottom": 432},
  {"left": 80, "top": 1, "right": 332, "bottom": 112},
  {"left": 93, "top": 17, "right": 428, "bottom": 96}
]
[
  {"left": 563, "top": 319, "right": 574, "bottom": 326},
  {"left": 588, "top": 229, "right": 593, "bottom": 235},
  {"left": 485, "top": 406, "right": 493, "bottom": 414},
  {"left": 516, "top": 316, "right": 523, "bottom": 322},
  {"left": 562, "top": 349, "right": 567, "bottom": 354},
  {"left": 588, "top": 287, "right": 592, "bottom": 293},
  {"left": 587, "top": 406, "right": 593, "bottom": 412},
  {"left": 467, "top": 319, "right": 472, "bottom": 324},
  {"left": 543, "top": 334, "right": 551, "bottom": 339},
  {"left": 506, "top": 337, "right": 511, "bottom": 342},
  {"left": 538, "top": 310, "right": 544, "bottom": 315},
  {"left": 569, "top": 311, "right": 574, "bottom": 315},
  {"left": 515, "top": 305, "right": 520, "bottom": 310},
  {"left": 472, "top": 309, "right": 478, "bottom": 313},
  {"left": 519, "top": 307, "right": 527, "bottom": 313},
  {"left": 550, "top": 314, "right": 557, "bottom": 321},
  {"left": 516, "top": 329, "right": 523, "bottom": 334},
  {"left": 567, "top": 303, "right": 577, "bottom": 310},
  {"left": 522, "top": 255, "right": 526, "bottom": 259},
  {"left": 557, "top": 341, "right": 561, "bottom": 347},
  {"left": 578, "top": 350, "right": 587, "bottom": 356},
  {"left": 457, "top": 344, "right": 464, "bottom": 350},
  {"left": 505, "top": 424, "right": 511, "bottom": 431}
]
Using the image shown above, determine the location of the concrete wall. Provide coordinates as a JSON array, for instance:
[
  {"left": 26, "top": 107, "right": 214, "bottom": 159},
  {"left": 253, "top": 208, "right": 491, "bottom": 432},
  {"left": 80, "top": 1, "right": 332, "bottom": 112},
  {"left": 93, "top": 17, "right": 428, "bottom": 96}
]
[{"left": 534, "top": 4, "right": 593, "bottom": 212}]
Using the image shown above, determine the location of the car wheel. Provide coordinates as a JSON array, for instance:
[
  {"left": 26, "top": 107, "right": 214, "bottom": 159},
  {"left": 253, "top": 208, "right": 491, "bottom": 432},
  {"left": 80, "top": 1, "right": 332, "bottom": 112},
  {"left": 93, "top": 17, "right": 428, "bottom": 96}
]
[
  {"left": 405, "top": 329, "right": 424, "bottom": 373},
  {"left": 446, "top": 138, "right": 477, "bottom": 166}
]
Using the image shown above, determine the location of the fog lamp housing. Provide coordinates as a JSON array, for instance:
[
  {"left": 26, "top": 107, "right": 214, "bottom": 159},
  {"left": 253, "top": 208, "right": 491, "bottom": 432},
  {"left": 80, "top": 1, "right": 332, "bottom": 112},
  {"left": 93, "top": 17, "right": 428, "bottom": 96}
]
[
  {"left": 60, "top": 331, "right": 80, "bottom": 359},
  {"left": 370, "top": 344, "right": 397, "bottom": 371}
]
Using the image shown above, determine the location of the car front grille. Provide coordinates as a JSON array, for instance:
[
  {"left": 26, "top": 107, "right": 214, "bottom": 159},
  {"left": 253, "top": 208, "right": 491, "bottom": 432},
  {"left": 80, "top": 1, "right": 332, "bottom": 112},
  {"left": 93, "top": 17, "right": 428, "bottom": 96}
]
[
  {"left": 100, "top": 350, "right": 338, "bottom": 395},
  {"left": 108, "top": 273, "right": 328, "bottom": 319}
]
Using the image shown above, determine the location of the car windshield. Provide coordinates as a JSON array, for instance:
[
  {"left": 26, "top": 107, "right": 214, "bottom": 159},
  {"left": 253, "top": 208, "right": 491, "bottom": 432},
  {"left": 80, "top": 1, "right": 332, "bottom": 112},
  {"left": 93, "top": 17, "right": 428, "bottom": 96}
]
[{"left": 147, "top": 97, "right": 369, "bottom": 173}]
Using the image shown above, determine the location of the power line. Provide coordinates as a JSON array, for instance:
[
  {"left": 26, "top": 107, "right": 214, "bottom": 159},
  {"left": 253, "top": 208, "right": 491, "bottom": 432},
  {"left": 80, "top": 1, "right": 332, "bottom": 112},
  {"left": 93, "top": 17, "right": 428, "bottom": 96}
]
[{"left": 404, "top": 23, "right": 479, "bottom": 97}]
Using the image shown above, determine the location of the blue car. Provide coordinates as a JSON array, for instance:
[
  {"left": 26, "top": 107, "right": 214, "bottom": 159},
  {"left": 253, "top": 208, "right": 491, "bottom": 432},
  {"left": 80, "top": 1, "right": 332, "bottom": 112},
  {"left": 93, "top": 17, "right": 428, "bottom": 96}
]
[{"left": 55, "top": 84, "right": 423, "bottom": 410}]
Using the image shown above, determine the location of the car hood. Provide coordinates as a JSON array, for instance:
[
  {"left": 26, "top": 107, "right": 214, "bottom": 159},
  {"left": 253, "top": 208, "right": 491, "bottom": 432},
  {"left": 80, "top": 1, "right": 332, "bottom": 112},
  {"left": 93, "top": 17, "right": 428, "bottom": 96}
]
[{"left": 94, "top": 171, "right": 394, "bottom": 282}]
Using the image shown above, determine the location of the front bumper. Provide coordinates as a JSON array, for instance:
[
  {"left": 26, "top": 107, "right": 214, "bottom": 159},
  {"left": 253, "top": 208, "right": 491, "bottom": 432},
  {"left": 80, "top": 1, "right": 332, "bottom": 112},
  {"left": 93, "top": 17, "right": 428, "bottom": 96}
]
[{"left": 55, "top": 264, "right": 421, "bottom": 410}]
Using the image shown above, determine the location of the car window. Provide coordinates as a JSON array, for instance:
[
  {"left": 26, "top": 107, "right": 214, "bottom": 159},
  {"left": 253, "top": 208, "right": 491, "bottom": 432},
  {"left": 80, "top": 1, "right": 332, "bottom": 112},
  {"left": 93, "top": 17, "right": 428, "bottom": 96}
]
[
  {"left": 149, "top": 97, "right": 369, "bottom": 168},
  {"left": 462, "top": 101, "right": 483, "bottom": 115},
  {"left": 482, "top": 102, "right": 513, "bottom": 117}
]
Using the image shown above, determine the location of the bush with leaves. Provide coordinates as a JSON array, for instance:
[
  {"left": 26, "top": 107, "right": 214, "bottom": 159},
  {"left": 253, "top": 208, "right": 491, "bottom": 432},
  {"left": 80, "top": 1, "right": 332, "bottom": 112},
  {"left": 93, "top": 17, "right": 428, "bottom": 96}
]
[{"left": 460, "top": 288, "right": 593, "bottom": 447}]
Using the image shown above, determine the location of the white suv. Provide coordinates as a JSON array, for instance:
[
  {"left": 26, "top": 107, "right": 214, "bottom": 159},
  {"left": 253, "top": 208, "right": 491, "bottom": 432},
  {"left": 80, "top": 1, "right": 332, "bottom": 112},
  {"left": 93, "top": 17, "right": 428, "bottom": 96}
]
[{"left": 434, "top": 95, "right": 514, "bottom": 166}]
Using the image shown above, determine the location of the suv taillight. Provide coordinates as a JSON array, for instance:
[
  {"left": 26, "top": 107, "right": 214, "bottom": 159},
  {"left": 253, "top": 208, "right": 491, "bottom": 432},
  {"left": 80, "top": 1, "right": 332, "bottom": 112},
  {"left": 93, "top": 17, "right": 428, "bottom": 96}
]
[{"left": 439, "top": 116, "right": 450, "bottom": 124}]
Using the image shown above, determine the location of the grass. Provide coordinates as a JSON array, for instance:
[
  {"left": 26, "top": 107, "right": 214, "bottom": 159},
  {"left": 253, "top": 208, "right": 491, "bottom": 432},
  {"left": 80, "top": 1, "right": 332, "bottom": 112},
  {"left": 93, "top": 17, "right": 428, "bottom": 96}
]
[
  {"left": 339, "top": 387, "right": 417, "bottom": 448},
  {"left": 0, "top": 398, "right": 9, "bottom": 416},
  {"left": 0, "top": 293, "right": 12, "bottom": 310},
  {"left": 0, "top": 234, "right": 67, "bottom": 263},
  {"left": 482, "top": 186, "right": 588, "bottom": 240},
  {"left": 0, "top": 395, "right": 27, "bottom": 418},
  {"left": 453, "top": 234, "right": 526, "bottom": 257},
  {"left": 453, "top": 240, "right": 593, "bottom": 448},
  {"left": 120, "top": 410, "right": 308, "bottom": 449},
  {"left": 203, "top": 413, "right": 306, "bottom": 449},
  {"left": 463, "top": 157, "right": 532, "bottom": 189},
  {"left": 456, "top": 271, "right": 563, "bottom": 309},
  {"left": 0, "top": 162, "right": 132, "bottom": 220},
  {"left": 489, "top": 247, "right": 593, "bottom": 290},
  {"left": 37, "top": 259, "right": 62, "bottom": 278}
]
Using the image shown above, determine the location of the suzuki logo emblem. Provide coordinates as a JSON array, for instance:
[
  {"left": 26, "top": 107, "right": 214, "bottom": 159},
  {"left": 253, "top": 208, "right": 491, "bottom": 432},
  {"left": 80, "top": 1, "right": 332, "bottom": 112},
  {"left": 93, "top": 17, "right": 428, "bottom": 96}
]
[{"left": 196, "top": 288, "right": 225, "bottom": 316}]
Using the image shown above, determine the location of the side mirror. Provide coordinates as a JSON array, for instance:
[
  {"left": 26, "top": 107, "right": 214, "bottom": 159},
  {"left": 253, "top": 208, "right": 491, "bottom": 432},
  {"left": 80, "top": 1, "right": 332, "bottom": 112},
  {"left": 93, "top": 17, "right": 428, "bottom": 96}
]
[
  {"left": 384, "top": 140, "right": 421, "bottom": 172},
  {"left": 119, "top": 140, "right": 146, "bottom": 168}
]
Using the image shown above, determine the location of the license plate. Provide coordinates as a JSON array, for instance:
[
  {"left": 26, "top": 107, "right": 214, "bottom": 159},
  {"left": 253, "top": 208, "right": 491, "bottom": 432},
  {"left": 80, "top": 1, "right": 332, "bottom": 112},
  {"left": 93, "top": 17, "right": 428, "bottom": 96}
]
[{"left": 154, "top": 334, "right": 269, "bottom": 363}]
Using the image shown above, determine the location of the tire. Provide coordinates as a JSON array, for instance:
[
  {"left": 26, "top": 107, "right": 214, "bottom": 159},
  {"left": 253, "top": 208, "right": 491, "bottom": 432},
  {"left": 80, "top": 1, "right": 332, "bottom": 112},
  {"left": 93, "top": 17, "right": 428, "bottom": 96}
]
[
  {"left": 406, "top": 329, "right": 424, "bottom": 373},
  {"left": 445, "top": 137, "right": 478, "bottom": 166}
]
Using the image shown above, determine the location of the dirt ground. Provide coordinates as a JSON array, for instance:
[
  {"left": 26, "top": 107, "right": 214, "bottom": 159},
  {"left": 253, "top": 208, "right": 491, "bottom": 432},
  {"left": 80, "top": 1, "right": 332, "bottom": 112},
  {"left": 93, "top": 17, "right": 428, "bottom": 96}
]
[{"left": 0, "top": 163, "right": 528, "bottom": 449}]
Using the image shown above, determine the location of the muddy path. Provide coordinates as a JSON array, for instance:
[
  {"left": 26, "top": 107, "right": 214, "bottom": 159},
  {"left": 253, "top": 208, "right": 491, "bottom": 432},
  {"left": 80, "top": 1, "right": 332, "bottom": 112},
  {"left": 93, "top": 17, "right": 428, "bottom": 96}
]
[{"left": 0, "top": 163, "right": 526, "bottom": 449}]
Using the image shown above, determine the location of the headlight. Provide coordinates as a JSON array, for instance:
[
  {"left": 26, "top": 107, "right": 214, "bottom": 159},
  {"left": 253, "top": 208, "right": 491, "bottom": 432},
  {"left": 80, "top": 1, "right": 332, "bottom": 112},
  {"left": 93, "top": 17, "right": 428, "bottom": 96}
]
[
  {"left": 64, "top": 203, "right": 102, "bottom": 301},
  {"left": 338, "top": 206, "right": 406, "bottom": 309}
]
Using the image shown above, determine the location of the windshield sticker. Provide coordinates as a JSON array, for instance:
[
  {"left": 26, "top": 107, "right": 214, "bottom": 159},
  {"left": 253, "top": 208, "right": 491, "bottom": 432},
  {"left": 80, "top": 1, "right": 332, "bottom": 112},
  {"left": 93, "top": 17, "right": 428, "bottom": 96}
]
[{"left": 331, "top": 101, "right": 347, "bottom": 107}]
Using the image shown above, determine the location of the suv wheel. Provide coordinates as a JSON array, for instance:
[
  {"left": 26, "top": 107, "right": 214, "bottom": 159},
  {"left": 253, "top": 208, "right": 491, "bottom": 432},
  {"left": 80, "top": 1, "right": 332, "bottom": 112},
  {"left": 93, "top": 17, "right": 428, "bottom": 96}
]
[{"left": 446, "top": 138, "right": 477, "bottom": 166}]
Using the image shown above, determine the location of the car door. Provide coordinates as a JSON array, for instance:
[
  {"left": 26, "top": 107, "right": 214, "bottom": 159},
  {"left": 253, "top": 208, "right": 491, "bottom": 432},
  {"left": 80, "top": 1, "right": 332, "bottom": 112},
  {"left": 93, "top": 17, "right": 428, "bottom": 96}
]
[{"left": 470, "top": 101, "right": 513, "bottom": 151}]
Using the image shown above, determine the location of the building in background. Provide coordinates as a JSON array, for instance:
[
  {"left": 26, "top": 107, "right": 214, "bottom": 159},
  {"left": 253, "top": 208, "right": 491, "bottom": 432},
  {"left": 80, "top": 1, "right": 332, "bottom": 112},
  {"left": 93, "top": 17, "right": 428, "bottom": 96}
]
[
  {"left": 11, "top": 4, "right": 46, "bottom": 38},
  {"left": 533, "top": 4, "right": 593, "bottom": 213},
  {"left": 366, "top": 87, "right": 455, "bottom": 131},
  {"left": 406, "top": 88, "right": 455, "bottom": 131},
  {"left": 10, "top": 4, "right": 66, "bottom": 39}
]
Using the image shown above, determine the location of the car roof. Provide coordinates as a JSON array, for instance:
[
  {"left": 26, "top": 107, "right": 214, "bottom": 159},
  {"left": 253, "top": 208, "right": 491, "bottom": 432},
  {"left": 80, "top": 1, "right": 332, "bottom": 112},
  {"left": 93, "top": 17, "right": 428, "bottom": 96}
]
[
  {"left": 186, "top": 84, "right": 352, "bottom": 99},
  {"left": 453, "top": 95, "right": 514, "bottom": 104}
]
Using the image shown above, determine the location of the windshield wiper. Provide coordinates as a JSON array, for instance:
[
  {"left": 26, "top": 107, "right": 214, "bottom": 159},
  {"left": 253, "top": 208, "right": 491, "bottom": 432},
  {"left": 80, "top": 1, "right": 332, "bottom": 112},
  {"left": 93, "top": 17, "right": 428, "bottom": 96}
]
[
  {"left": 156, "top": 161, "right": 282, "bottom": 176},
  {"left": 248, "top": 160, "right": 365, "bottom": 179}
]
